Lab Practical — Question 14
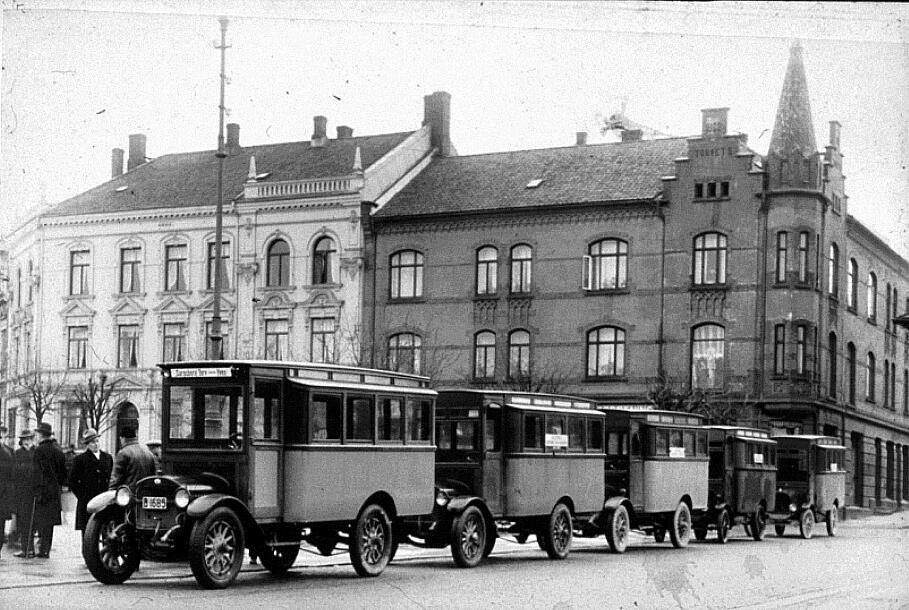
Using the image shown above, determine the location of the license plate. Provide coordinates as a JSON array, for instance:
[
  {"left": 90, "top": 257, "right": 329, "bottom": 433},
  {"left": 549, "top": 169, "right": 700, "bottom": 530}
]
[{"left": 142, "top": 496, "right": 167, "bottom": 510}]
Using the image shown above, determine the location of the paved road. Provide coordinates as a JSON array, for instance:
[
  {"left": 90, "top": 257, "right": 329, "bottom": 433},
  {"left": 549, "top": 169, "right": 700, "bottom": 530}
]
[{"left": 2, "top": 510, "right": 907, "bottom": 609}]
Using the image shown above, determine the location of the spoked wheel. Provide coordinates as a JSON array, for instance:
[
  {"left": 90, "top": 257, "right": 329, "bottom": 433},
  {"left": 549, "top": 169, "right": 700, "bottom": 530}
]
[
  {"left": 189, "top": 507, "right": 246, "bottom": 589},
  {"left": 653, "top": 526, "right": 666, "bottom": 543},
  {"left": 715, "top": 510, "right": 730, "bottom": 544},
  {"left": 82, "top": 508, "right": 141, "bottom": 585},
  {"left": 605, "top": 505, "right": 630, "bottom": 554},
  {"left": 258, "top": 528, "right": 300, "bottom": 575},
  {"left": 350, "top": 503, "right": 393, "bottom": 577},
  {"left": 798, "top": 510, "right": 815, "bottom": 540},
  {"left": 542, "top": 503, "right": 572, "bottom": 560},
  {"left": 774, "top": 523, "right": 787, "bottom": 537},
  {"left": 450, "top": 505, "right": 487, "bottom": 568},
  {"left": 750, "top": 507, "right": 767, "bottom": 541},
  {"left": 825, "top": 508, "right": 838, "bottom": 536},
  {"left": 668, "top": 502, "right": 692, "bottom": 549}
]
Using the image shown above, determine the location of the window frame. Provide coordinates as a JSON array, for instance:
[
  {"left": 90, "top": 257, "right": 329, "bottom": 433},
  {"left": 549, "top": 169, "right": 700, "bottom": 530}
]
[
  {"left": 164, "top": 243, "right": 188, "bottom": 292},
  {"left": 119, "top": 246, "right": 141, "bottom": 294},
  {"left": 310, "top": 317, "right": 336, "bottom": 363},
  {"left": 312, "top": 236, "right": 336, "bottom": 285},
  {"left": 509, "top": 244, "right": 533, "bottom": 294},
  {"left": 585, "top": 239, "right": 628, "bottom": 291},
  {"left": 775, "top": 232, "right": 787, "bottom": 284},
  {"left": 868, "top": 272, "right": 878, "bottom": 323},
  {"left": 266, "top": 239, "right": 291, "bottom": 287},
  {"left": 797, "top": 231, "right": 810, "bottom": 283},
  {"left": 390, "top": 250, "right": 424, "bottom": 299},
  {"left": 264, "top": 318, "right": 289, "bottom": 361},
  {"left": 586, "top": 326, "right": 626, "bottom": 379},
  {"left": 387, "top": 332, "right": 422, "bottom": 374},
  {"left": 507, "top": 329, "right": 531, "bottom": 380},
  {"left": 67, "top": 326, "right": 88, "bottom": 369},
  {"left": 117, "top": 324, "right": 140, "bottom": 369},
  {"left": 162, "top": 322, "right": 186, "bottom": 362},
  {"left": 691, "top": 323, "right": 725, "bottom": 390},
  {"left": 206, "top": 240, "right": 231, "bottom": 290},
  {"left": 473, "top": 330, "right": 496, "bottom": 381},
  {"left": 692, "top": 232, "right": 727, "bottom": 286},
  {"left": 475, "top": 246, "right": 498, "bottom": 296},
  {"left": 69, "top": 249, "right": 90, "bottom": 296},
  {"left": 773, "top": 324, "right": 786, "bottom": 375}
]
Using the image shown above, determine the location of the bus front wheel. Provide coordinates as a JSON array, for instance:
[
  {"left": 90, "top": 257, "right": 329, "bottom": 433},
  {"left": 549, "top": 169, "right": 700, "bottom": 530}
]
[
  {"left": 825, "top": 508, "right": 838, "bottom": 536},
  {"left": 450, "top": 505, "right": 487, "bottom": 568},
  {"left": 750, "top": 507, "right": 767, "bottom": 541},
  {"left": 715, "top": 509, "right": 730, "bottom": 544},
  {"left": 799, "top": 510, "right": 815, "bottom": 539},
  {"left": 189, "top": 507, "right": 246, "bottom": 589},
  {"left": 668, "top": 503, "right": 692, "bottom": 548},
  {"left": 350, "top": 503, "right": 393, "bottom": 577}
]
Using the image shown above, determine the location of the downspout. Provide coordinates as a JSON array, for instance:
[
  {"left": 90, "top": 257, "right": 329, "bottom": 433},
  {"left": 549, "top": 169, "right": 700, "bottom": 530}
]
[{"left": 657, "top": 200, "right": 666, "bottom": 378}]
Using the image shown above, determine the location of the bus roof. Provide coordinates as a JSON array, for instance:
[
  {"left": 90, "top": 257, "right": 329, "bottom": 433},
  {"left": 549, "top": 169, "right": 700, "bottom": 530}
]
[
  {"left": 772, "top": 434, "right": 847, "bottom": 450},
  {"left": 436, "top": 389, "right": 595, "bottom": 411},
  {"left": 597, "top": 406, "right": 704, "bottom": 427}
]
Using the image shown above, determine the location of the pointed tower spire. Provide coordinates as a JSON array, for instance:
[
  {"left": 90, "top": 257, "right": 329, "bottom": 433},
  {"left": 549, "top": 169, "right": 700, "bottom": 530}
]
[
  {"left": 247, "top": 155, "right": 257, "bottom": 181},
  {"left": 352, "top": 146, "right": 362, "bottom": 172},
  {"left": 769, "top": 41, "right": 817, "bottom": 159}
]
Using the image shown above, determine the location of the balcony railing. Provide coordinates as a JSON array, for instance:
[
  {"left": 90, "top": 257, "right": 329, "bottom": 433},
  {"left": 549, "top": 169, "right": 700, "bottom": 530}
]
[{"left": 243, "top": 175, "right": 364, "bottom": 200}]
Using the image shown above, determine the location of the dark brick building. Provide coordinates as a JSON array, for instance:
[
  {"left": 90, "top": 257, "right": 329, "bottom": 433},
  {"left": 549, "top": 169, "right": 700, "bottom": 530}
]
[{"left": 365, "top": 44, "right": 909, "bottom": 510}]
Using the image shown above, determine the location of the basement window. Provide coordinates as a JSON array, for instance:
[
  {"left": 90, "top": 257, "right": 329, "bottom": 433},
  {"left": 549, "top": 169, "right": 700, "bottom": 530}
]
[{"left": 526, "top": 179, "right": 544, "bottom": 189}]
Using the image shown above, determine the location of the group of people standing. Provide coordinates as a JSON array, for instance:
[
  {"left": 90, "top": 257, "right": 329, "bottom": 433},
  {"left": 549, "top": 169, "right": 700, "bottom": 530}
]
[{"left": 0, "top": 421, "right": 157, "bottom": 559}]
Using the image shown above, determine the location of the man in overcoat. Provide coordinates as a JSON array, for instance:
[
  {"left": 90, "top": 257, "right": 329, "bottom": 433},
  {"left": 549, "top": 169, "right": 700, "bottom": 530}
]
[
  {"left": 109, "top": 425, "right": 156, "bottom": 489},
  {"left": 0, "top": 424, "right": 15, "bottom": 558},
  {"left": 13, "top": 429, "right": 37, "bottom": 557},
  {"left": 68, "top": 428, "right": 113, "bottom": 531},
  {"left": 32, "top": 422, "right": 66, "bottom": 558}
]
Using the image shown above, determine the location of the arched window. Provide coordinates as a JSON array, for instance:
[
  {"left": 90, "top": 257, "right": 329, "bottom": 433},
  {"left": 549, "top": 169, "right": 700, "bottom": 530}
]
[
  {"left": 847, "top": 258, "right": 858, "bottom": 310},
  {"left": 691, "top": 324, "right": 725, "bottom": 389},
  {"left": 387, "top": 333, "right": 422, "bottom": 374},
  {"left": 885, "top": 283, "right": 892, "bottom": 331},
  {"left": 868, "top": 272, "right": 878, "bottom": 323},
  {"left": 507, "top": 330, "right": 531, "bottom": 379},
  {"left": 847, "top": 342, "right": 857, "bottom": 405},
  {"left": 473, "top": 331, "right": 496, "bottom": 380},
  {"left": 586, "top": 326, "right": 626, "bottom": 378},
  {"left": 693, "top": 233, "right": 727, "bottom": 285},
  {"left": 266, "top": 239, "right": 290, "bottom": 287},
  {"left": 510, "top": 244, "right": 533, "bottom": 294},
  {"left": 586, "top": 239, "right": 628, "bottom": 290},
  {"left": 312, "top": 236, "right": 336, "bottom": 285},
  {"left": 775, "top": 232, "right": 787, "bottom": 283},
  {"left": 867, "top": 352, "right": 876, "bottom": 401},
  {"left": 390, "top": 250, "right": 424, "bottom": 298},
  {"left": 828, "top": 332, "right": 837, "bottom": 398},
  {"left": 476, "top": 247, "right": 498, "bottom": 295}
]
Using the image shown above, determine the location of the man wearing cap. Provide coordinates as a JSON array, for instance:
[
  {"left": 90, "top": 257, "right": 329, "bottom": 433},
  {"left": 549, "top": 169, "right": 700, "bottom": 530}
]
[
  {"left": 32, "top": 422, "right": 66, "bottom": 558},
  {"left": 0, "top": 425, "right": 14, "bottom": 559},
  {"left": 68, "top": 429, "right": 113, "bottom": 532},
  {"left": 12, "top": 429, "right": 37, "bottom": 557},
  {"left": 109, "top": 425, "right": 155, "bottom": 490}
]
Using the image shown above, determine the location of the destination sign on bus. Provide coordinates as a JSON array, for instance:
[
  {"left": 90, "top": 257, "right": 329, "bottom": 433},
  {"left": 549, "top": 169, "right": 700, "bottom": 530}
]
[
  {"left": 545, "top": 433, "right": 568, "bottom": 449},
  {"left": 170, "top": 367, "right": 233, "bottom": 378}
]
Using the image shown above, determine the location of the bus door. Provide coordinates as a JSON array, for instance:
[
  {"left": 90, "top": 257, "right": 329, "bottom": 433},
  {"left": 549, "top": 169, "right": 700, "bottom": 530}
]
[
  {"left": 249, "top": 376, "right": 283, "bottom": 520},
  {"left": 435, "top": 408, "right": 484, "bottom": 499},
  {"left": 482, "top": 404, "right": 503, "bottom": 514},
  {"left": 628, "top": 421, "right": 644, "bottom": 508}
]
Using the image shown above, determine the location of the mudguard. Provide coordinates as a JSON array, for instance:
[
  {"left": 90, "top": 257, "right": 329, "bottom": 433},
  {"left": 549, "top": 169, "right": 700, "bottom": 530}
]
[
  {"left": 86, "top": 490, "right": 117, "bottom": 514},
  {"left": 445, "top": 495, "right": 484, "bottom": 514},
  {"left": 602, "top": 496, "right": 638, "bottom": 529},
  {"left": 186, "top": 493, "right": 251, "bottom": 521}
]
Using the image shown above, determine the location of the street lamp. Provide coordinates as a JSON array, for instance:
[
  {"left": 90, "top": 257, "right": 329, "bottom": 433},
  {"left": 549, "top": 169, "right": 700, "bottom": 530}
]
[{"left": 210, "top": 17, "right": 230, "bottom": 360}]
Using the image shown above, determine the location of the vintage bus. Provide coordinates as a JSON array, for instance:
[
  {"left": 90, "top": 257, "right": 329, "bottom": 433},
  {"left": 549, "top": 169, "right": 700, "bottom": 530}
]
[
  {"left": 693, "top": 426, "right": 776, "bottom": 543},
  {"left": 82, "top": 360, "right": 437, "bottom": 588},
  {"left": 770, "top": 434, "right": 845, "bottom": 539},
  {"left": 420, "top": 389, "right": 606, "bottom": 568},
  {"left": 594, "top": 407, "right": 709, "bottom": 552}
]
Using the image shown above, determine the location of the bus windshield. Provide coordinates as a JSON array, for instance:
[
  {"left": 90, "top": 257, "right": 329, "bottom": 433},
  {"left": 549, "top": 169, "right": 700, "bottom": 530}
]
[
  {"left": 168, "top": 385, "right": 244, "bottom": 449},
  {"left": 777, "top": 450, "right": 809, "bottom": 482}
]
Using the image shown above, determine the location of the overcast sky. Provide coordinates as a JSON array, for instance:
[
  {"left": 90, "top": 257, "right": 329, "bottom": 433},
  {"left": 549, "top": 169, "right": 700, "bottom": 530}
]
[{"left": 2, "top": 1, "right": 908, "bottom": 258}]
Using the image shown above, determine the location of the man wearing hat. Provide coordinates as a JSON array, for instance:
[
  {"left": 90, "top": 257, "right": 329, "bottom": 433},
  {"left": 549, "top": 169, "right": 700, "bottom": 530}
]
[
  {"left": 31, "top": 422, "right": 66, "bottom": 558},
  {"left": 68, "top": 428, "right": 113, "bottom": 532},
  {"left": 108, "top": 424, "right": 155, "bottom": 490},
  {"left": 0, "top": 424, "right": 15, "bottom": 559},
  {"left": 12, "top": 428, "right": 37, "bottom": 557}
]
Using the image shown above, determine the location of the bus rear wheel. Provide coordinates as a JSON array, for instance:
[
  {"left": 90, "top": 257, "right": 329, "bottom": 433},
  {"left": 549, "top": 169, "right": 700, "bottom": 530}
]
[
  {"left": 668, "top": 502, "right": 692, "bottom": 548},
  {"left": 605, "top": 505, "right": 630, "bottom": 554},
  {"left": 450, "top": 505, "right": 487, "bottom": 568},
  {"left": 350, "top": 503, "right": 393, "bottom": 577},
  {"left": 715, "top": 509, "right": 730, "bottom": 544},
  {"left": 542, "top": 503, "right": 572, "bottom": 560}
]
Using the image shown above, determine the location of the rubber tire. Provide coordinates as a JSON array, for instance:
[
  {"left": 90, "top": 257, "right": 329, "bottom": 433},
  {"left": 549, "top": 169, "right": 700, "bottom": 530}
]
[
  {"left": 774, "top": 523, "right": 786, "bottom": 537},
  {"left": 450, "top": 505, "right": 487, "bottom": 569},
  {"left": 694, "top": 527, "right": 708, "bottom": 541},
  {"left": 189, "top": 507, "right": 246, "bottom": 589},
  {"left": 350, "top": 503, "right": 393, "bottom": 577},
  {"left": 82, "top": 508, "right": 141, "bottom": 585},
  {"left": 258, "top": 529, "right": 300, "bottom": 575},
  {"left": 716, "top": 510, "right": 730, "bottom": 544},
  {"left": 798, "top": 510, "right": 814, "bottom": 540},
  {"left": 653, "top": 526, "right": 666, "bottom": 543},
  {"left": 542, "top": 503, "right": 572, "bottom": 560},
  {"left": 605, "top": 504, "right": 630, "bottom": 554},
  {"left": 750, "top": 507, "right": 767, "bottom": 541},
  {"left": 668, "top": 503, "right": 692, "bottom": 549},
  {"left": 825, "top": 508, "right": 838, "bottom": 537}
]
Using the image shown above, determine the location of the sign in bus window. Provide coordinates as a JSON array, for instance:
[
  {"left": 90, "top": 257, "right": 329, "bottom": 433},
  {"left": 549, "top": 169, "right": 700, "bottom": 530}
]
[
  {"left": 568, "top": 417, "right": 585, "bottom": 450},
  {"left": 312, "top": 394, "right": 341, "bottom": 440},
  {"left": 406, "top": 398, "right": 431, "bottom": 442},
  {"left": 169, "top": 387, "right": 194, "bottom": 439},
  {"left": 524, "top": 414, "right": 543, "bottom": 449},
  {"left": 588, "top": 419, "right": 604, "bottom": 451},
  {"left": 253, "top": 381, "right": 280, "bottom": 441},
  {"left": 378, "top": 397, "right": 403, "bottom": 441},
  {"left": 455, "top": 420, "right": 479, "bottom": 450},
  {"left": 346, "top": 396, "right": 373, "bottom": 441}
]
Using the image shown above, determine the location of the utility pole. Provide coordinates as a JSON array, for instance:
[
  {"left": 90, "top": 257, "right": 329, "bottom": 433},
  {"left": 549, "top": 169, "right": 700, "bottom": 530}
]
[{"left": 210, "top": 17, "right": 229, "bottom": 359}]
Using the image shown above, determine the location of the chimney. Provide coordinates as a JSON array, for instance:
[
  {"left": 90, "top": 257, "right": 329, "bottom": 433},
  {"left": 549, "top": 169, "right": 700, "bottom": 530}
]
[
  {"left": 337, "top": 125, "right": 353, "bottom": 139},
  {"left": 621, "top": 129, "right": 643, "bottom": 142},
  {"left": 576, "top": 132, "right": 587, "bottom": 146},
  {"left": 111, "top": 148, "right": 124, "bottom": 178},
  {"left": 226, "top": 123, "right": 240, "bottom": 152},
  {"left": 127, "top": 134, "right": 147, "bottom": 171},
  {"left": 311, "top": 115, "right": 328, "bottom": 147},
  {"left": 701, "top": 108, "right": 729, "bottom": 137},
  {"left": 423, "top": 91, "right": 452, "bottom": 157},
  {"left": 828, "top": 121, "right": 841, "bottom": 150}
]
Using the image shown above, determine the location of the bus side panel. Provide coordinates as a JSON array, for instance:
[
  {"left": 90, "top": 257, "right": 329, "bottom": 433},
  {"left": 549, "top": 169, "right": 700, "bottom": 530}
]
[
  {"left": 814, "top": 472, "right": 846, "bottom": 511},
  {"left": 282, "top": 447, "right": 436, "bottom": 523},
  {"left": 641, "top": 460, "right": 708, "bottom": 513},
  {"left": 733, "top": 468, "right": 776, "bottom": 514},
  {"left": 504, "top": 455, "right": 604, "bottom": 517}
]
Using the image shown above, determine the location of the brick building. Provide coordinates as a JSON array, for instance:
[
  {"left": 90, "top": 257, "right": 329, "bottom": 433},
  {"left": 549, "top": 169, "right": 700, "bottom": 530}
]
[{"left": 365, "top": 45, "right": 909, "bottom": 510}]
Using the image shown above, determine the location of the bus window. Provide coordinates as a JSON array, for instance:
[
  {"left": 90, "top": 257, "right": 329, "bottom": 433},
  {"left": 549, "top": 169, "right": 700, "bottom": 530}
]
[
  {"left": 169, "top": 386, "right": 194, "bottom": 439},
  {"left": 683, "top": 431, "right": 695, "bottom": 457},
  {"left": 654, "top": 430, "right": 669, "bottom": 456},
  {"left": 630, "top": 432, "right": 641, "bottom": 456},
  {"left": 606, "top": 431, "right": 627, "bottom": 456},
  {"left": 204, "top": 392, "right": 242, "bottom": 441},
  {"left": 547, "top": 416, "right": 565, "bottom": 436},
  {"left": 777, "top": 450, "right": 808, "bottom": 481},
  {"left": 378, "top": 397, "right": 403, "bottom": 441},
  {"left": 588, "top": 419, "right": 604, "bottom": 452},
  {"left": 696, "top": 431, "right": 708, "bottom": 456},
  {"left": 524, "top": 414, "right": 543, "bottom": 449},
  {"left": 708, "top": 446, "right": 724, "bottom": 478},
  {"left": 346, "top": 396, "right": 373, "bottom": 441},
  {"left": 406, "top": 398, "right": 431, "bottom": 442},
  {"left": 455, "top": 420, "right": 479, "bottom": 450},
  {"left": 485, "top": 409, "right": 500, "bottom": 451},
  {"left": 312, "top": 394, "right": 342, "bottom": 440},
  {"left": 285, "top": 383, "right": 307, "bottom": 443},
  {"left": 436, "top": 421, "right": 452, "bottom": 449},
  {"left": 568, "top": 417, "right": 585, "bottom": 450},
  {"left": 253, "top": 380, "right": 280, "bottom": 441}
]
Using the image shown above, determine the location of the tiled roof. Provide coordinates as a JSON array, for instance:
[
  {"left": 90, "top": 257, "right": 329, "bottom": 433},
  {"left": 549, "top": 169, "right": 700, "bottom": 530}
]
[
  {"left": 374, "top": 137, "right": 689, "bottom": 219},
  {"left": 47, "top": 132, "right": 413, "bottom": 217}
]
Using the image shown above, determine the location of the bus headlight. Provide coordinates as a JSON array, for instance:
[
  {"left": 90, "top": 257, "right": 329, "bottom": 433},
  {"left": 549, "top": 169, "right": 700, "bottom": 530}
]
[
  {"left": 174, "top": 488, "right": 191, "bottom": 509},
  {"left": 115, "top": 486, "right": 133, "bottom": 507},
  {"left": 435, "top": 490, "right": 450, "bottom": 507},
  {"left": 789, "top": 503, "right": 797, "bottom": 513}
]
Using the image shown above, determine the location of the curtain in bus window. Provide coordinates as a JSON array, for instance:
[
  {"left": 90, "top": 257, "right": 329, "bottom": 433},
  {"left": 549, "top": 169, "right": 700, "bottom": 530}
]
[
  {"left": 670, "top": 430, "right": 685, "bottom": 458},
  {"left": 455, "top": 420, "right": 479, "bottom": 450},
  {"left": 607, "top": 431, "right": 627, "bottom": 456},
  {"left": 378, "top": 398, "right": 403, "bottom": 441},
  {"left": 346, "top": 397, "right": 373, "bottom": 441},
  {"left": 436, "top": 421, "right": 452, "bottom": 449},
  {"left": 406, "top": 398, "right": 431, "bottom": 441},
  {"left": 312, "top": 394, "right": 341, "bottom": 440},
  {"left": 169, "top": 387, "right": 193, "bottom": 439}
]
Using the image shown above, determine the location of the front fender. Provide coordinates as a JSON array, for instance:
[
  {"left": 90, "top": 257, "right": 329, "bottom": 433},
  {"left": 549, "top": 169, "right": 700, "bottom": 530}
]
[
  {"left": 186, "top": 493, "right": 242, "bottom": 519},
  {"left": 445, "top": 495, "right": 485, "bottom": 514},
  {"left": 87, "top": 490, "right": 117, "bottom": 514}
]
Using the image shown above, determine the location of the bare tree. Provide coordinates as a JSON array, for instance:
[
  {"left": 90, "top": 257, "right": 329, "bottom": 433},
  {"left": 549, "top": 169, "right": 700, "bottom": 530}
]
[
  {"left": 646, "top": 373, "right": 738, "bottom": 425},
  {"left": 15, "top": 369, "right": 69, "bottom": 424},
  {"left": 69, "top": 372, "right": 126, "bottom": 435},
  {"left": 494, "top": 358, "right": 573, "bottom": 394}
]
